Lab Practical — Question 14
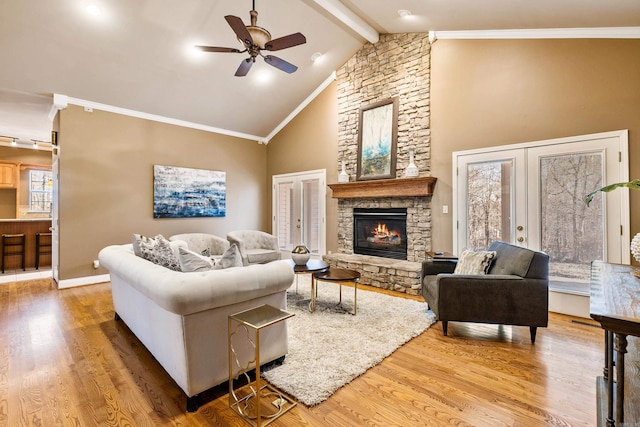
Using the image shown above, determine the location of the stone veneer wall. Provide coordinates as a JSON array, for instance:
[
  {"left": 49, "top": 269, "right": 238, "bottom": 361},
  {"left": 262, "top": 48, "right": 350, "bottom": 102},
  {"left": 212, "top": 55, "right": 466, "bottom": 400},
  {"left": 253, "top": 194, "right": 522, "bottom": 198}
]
[
  {"left": 335, "top": 33, "right": 432, "bottom": 266},
  {"left": 336, "top": 33, "right": 431, "bottom": 181}
]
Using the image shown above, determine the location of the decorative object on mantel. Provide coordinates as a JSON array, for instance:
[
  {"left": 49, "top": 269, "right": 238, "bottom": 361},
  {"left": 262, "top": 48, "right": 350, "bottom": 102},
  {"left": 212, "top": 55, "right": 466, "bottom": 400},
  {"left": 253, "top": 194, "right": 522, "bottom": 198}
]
[
  {"left": 356, "top": 97, "right": 398, "bottom": 181},
  {"left": 291, "top": 245, "right": 311, "bottom": 265},
  {"left": 338, "top": 160, "right": 349, "bottom": 183},
  {"left": 328, "top": 176, "right": 437, "bottom": 199},
  {"left": 403, "top": 148, "right": 419, "bottom": 178}
]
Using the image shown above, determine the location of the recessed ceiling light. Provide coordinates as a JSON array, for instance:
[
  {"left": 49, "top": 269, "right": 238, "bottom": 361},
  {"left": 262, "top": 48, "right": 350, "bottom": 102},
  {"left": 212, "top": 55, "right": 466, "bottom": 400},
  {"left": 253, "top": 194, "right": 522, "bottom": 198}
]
[
  {"left": 398, "top": 9, "right": 412, "bottom": 18},
  {"left": 86, "top": 3, "right": 102, "bottom": 17},
  {"left": 310, "top": 52, "right": 323, "bottom": 63}
]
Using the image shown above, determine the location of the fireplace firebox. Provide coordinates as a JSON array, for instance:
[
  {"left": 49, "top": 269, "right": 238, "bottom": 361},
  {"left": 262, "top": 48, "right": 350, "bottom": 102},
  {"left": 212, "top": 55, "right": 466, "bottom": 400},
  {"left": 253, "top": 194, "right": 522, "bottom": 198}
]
[{"left": 353, "top": 208, "right": 407, "bottom": 260}]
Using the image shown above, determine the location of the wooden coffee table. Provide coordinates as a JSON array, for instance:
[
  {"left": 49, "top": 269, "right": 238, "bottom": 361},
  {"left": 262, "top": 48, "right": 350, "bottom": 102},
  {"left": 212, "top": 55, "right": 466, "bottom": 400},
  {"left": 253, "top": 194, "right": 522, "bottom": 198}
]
[
  {"left": 312, "top": 268, "right": 361, "bottom": 315},
  {"left": 286, "top": 259, "right": 329, "bottom": 294}
]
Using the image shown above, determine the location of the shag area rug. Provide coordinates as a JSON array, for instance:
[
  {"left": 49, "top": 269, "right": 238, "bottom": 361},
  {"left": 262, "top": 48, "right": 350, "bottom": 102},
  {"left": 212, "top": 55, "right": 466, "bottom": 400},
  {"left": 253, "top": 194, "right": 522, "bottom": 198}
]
[{"left": 262, "top": 275, "right": 435, "bottom": 406}]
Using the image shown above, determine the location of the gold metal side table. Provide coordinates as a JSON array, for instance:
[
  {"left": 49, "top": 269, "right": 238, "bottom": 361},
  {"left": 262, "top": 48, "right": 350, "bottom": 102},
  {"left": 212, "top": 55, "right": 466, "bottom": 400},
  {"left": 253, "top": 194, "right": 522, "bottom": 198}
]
[{"left": 228, "top": 304, "right": 296, "bottom": 426}]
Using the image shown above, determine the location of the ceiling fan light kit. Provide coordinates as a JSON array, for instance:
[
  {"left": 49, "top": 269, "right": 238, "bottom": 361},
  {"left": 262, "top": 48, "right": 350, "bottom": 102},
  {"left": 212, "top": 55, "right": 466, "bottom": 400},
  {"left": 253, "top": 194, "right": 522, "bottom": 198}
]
[{"left": 196, "top": 0, "right": 306, "bottom": 77}]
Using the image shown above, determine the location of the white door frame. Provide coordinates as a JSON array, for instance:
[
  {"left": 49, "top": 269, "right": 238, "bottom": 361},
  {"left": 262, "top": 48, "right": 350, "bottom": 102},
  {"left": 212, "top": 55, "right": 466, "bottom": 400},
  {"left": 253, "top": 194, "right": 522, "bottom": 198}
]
[
  {"left": 453, "top": 130, "right": 629, "bottom": 318},
  {"left": 272, "top": 169, "right": 326, "bottom": 255}
]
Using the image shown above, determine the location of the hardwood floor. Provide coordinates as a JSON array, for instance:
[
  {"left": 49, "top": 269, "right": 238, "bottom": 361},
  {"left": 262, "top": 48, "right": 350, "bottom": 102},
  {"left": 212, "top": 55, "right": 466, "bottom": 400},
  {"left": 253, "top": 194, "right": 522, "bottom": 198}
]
[{"left": 0, "top": 278, "right": 603, "bottom": 426}]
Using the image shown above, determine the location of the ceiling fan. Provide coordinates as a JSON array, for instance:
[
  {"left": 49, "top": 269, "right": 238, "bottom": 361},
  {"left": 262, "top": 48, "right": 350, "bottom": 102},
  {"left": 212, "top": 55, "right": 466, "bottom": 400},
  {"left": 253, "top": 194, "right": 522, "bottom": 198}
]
[{"left": 196, "top": 0, "right": 306, "bottom": 77}]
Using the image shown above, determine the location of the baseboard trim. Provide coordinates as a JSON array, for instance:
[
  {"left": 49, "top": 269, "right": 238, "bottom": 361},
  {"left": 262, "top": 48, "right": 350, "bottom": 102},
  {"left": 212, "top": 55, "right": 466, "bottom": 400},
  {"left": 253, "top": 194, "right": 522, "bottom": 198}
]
[{"left": 57, "top": 274, "right": 110, "bottom": 289}]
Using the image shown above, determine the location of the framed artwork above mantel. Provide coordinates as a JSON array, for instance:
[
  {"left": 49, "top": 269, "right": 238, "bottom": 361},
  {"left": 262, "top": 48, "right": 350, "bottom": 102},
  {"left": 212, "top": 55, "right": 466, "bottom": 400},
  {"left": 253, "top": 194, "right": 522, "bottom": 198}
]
[{"left": 356, "top": 97, "right": 398, "bottom": 181}]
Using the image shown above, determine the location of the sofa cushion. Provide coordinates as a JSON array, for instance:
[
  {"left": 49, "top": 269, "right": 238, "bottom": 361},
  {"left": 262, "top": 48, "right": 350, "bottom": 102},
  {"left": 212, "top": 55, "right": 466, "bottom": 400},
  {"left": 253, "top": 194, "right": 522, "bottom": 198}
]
[
  {"left": 453, "top": 249, "right": 496, "bottom": 275},
  {"left": 214, "top": 243, "right": 243, "bottom": 269},
  {"left": 178, "top": 247, "right": 215, "bottom": 272},
  {"left": 246, "top": 249, "right": 280, "bottom": 264}
]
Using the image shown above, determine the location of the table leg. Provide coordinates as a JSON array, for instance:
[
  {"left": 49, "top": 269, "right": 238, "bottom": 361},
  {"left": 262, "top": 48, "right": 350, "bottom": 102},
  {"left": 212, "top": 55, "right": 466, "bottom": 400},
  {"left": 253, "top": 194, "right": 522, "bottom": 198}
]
[
  {"left": 606, "top": 331, "right": 614, "bottom": 427},
  {"left": 615, "top": 333, "right": 628, "bottom": 426},
  {"left": 310, "top": 274, "right": 316, "bottom": 313},
  {"left": 353, "top": 279, "right": 357, "bottom": 316}
]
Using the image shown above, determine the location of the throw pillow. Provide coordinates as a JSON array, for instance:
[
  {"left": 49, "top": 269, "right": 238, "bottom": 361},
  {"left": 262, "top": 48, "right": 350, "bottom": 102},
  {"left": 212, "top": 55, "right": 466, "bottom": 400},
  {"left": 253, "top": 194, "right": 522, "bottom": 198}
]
[
  {"left": 214, "top": 243, "right": 243, "bottom": 269},
  {"left": 132, "top": 233, "right": 156, "bottom": 257},
  {"left": 178, "top": 247, "right": 215, "bottom": 272},
  {"left": 453, "top": 249, "right": 496, "bottom": 275},
  {"left": 138, "top": 234, "right": 182, "bottom": 271}
]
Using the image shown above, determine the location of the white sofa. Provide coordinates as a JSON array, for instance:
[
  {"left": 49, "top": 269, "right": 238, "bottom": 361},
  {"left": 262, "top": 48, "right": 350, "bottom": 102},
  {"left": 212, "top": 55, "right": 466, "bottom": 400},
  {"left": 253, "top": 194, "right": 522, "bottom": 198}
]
[{"left": 98, "top": 242, "right": 294, "bottom": 411}]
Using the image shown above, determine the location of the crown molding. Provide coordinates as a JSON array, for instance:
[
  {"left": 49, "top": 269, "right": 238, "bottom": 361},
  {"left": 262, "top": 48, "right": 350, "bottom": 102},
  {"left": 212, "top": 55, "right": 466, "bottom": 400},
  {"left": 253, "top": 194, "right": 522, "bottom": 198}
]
[
  {"left": 431, "top": 27, "right": 640, "bottom": 41},
  {"left": 63, "top": 97, "right": 265, "bottom": 143}
]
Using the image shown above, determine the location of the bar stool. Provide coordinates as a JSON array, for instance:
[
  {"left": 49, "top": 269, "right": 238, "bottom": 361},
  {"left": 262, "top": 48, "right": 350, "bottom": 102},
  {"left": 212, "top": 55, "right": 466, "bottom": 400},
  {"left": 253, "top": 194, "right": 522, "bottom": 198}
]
[
  {"left": 35, "top": 232, "right": 53, "bottom": 270},
  {"left": 2, "top": 233, "right": 26, "bottom": 274}
]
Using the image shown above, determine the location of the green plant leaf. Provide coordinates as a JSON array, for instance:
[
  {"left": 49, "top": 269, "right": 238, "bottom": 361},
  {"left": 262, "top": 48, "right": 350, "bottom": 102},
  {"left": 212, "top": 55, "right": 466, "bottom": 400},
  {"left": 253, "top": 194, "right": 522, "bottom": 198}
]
[{"left": 585, "top": 179, "right": 640, "bottom": 206}]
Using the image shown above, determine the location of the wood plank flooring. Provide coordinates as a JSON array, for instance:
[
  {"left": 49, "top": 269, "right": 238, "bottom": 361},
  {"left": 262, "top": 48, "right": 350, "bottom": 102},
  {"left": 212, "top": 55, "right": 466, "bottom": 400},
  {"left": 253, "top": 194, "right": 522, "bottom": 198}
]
[{"left": 0, "top": 278, "right": 603, "bottom": 426}]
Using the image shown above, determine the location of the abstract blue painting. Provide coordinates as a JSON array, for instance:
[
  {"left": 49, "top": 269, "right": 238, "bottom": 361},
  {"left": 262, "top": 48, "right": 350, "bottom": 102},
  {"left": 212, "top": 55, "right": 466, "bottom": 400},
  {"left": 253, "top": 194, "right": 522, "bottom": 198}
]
[{"left": 153, "top": 165, "right": 226, "bottom": 218}]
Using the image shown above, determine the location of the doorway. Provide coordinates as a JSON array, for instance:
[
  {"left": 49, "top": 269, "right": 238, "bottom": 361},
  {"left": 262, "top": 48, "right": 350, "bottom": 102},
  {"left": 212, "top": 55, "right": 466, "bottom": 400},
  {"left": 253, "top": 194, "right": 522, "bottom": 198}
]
[
  {"left": 272, "top": 169, "right": 326, "bottom": 256},
  {"left": 454, "top": 130, "right": 629, "bottom": 317}
]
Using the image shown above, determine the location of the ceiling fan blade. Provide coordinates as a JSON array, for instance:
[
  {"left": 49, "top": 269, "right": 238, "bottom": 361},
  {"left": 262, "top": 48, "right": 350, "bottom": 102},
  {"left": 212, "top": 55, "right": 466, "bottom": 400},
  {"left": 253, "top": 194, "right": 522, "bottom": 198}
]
[
  {"left": 264, "top": 55, "right": 298, "bottom": 74},
  {"left": 235, "top": 58, "right": 254, "bottom": 77},
  {"left": 196, "top": 45, "right": 242, "bottom": 53},
  {"left": 265, "top": 33, "right": 306, "bottom": 51},
  {"left": 224, "top": 15, "right": 253, "bottom": 47}
]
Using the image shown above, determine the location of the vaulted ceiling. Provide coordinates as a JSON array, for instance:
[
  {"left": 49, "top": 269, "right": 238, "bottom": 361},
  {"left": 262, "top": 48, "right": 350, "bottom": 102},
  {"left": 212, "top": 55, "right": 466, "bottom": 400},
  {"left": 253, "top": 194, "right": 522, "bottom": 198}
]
[{"left": 1, "top": 0, "right": 639, "bottom": 144}]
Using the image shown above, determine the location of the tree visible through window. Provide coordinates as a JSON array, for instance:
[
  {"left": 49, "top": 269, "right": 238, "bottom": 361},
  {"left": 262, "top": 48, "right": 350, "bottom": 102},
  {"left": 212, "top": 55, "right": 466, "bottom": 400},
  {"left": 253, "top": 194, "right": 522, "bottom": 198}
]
[{"left": 29, "top": 170, "right": 53, "bottom": 212}]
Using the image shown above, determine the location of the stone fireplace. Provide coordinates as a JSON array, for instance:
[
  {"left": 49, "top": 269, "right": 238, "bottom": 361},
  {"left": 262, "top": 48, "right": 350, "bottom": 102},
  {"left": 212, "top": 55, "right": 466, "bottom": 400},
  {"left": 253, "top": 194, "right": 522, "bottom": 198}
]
[
  {"left": 324, "top": 33, "right": 433, "bottom": 295},
  {"left": 325, "top": 33, "right": 436, "bottom": 294}
]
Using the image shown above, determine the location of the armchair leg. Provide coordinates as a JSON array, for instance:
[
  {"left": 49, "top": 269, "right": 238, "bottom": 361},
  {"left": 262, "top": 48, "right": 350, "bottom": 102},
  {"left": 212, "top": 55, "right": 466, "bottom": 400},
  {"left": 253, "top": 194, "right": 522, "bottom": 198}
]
[
  {"left": 442, "top": 321, "right": 448, "bottom": 336},
  {"left": 530, "top": 327, "right": 537, "bottom": 344}
]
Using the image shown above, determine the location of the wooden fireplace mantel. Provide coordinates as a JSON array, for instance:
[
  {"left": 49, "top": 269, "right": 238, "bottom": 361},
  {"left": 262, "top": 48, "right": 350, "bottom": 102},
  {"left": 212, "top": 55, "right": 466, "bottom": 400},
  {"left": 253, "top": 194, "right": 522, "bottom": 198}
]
[{"left": 328, "top": 176, "right": 437, "bottom": 199}]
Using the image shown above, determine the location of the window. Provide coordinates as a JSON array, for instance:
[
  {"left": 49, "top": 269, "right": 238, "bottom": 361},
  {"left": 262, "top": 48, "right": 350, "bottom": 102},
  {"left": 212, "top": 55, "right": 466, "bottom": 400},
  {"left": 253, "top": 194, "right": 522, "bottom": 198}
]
[{"left": 29, "top": 170, "right": 53, "bottom": 212}]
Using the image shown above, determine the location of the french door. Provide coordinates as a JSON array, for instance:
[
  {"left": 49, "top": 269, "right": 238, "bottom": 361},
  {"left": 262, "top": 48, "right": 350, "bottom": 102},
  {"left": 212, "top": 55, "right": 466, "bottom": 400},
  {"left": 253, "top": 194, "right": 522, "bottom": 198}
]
[
  {"left": 454, "top": 130, "right": 629, "bottom": 316},
  {"left": 272, "top": 169, "right": 326, "bottom": 255}
]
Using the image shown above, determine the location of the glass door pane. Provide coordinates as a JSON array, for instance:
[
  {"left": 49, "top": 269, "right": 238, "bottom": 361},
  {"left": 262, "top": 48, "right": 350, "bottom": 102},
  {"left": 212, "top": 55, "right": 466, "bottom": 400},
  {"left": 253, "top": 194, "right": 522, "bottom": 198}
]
[
  {"left": 466, "top": 160, "right": 513, "bottom": 250},
  {"left": 455, "top": 149, "right": 525, "bottom": 253},
  {"left": 538, "top": 152, "right": 604, "bottom": 293}
]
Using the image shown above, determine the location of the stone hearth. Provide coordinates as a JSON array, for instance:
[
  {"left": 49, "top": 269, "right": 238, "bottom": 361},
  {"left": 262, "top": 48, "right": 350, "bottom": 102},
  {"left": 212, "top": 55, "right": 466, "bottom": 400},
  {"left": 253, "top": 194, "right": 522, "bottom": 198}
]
[{"left": 323, "top": 253, "right": 422, "bottom": 295}]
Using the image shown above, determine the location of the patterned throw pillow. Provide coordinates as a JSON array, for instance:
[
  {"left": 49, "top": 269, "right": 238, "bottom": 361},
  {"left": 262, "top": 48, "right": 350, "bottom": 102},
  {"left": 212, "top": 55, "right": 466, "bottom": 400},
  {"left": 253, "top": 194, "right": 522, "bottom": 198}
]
[
  {"left": 214, "top": 243, "right": 243, "bottom": 269},
  {"left": 453, "top": 249, "right": 497, "bottom": 275},
  {"left": 178, "top": 247, "right": 215, "bottom": 272},
  {"left": 136, "top": 234, "right": 182, "bottom": 271}
]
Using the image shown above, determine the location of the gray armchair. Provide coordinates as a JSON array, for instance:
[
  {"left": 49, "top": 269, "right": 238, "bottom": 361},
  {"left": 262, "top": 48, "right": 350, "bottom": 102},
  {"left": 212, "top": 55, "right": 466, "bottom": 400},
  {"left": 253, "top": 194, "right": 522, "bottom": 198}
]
[
  {"left": 226, "top": 230, "right": 280, "bottom": 266},
  {"left": 421, "top": 241, "right": 549, "bottom": 343}
]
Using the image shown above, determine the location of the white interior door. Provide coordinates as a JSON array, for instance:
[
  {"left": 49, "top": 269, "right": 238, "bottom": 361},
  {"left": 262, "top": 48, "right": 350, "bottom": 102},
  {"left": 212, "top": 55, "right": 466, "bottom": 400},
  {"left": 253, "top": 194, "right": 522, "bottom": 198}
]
[
  {"left": 454, "top": 130, "right": 629, "bottom": 317},
  {"left": 273, "top": 169, "right": 326, "bottom": 255}
]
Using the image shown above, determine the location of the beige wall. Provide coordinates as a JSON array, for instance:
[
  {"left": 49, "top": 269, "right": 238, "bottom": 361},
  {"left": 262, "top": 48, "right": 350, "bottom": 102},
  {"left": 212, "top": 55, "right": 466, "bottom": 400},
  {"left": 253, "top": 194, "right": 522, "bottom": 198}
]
[
  {"left": 266, "top": 81, "right": 339, "bottom": 253},
  {"left": 58, "top": 105, "right": 268, "bottom": 280},
  {"left": 268, "top": 38, "right": 640, "bottom": 258},
  {"left": 430, "top": 38, "right": 640, "bottom": 255}
]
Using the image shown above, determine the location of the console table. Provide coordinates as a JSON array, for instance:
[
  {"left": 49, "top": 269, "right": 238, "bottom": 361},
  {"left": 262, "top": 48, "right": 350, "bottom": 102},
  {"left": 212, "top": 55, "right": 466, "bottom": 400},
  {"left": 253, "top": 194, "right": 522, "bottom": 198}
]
[{"left": 590, "top": 261, "right": 640, "bottom": 426}]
